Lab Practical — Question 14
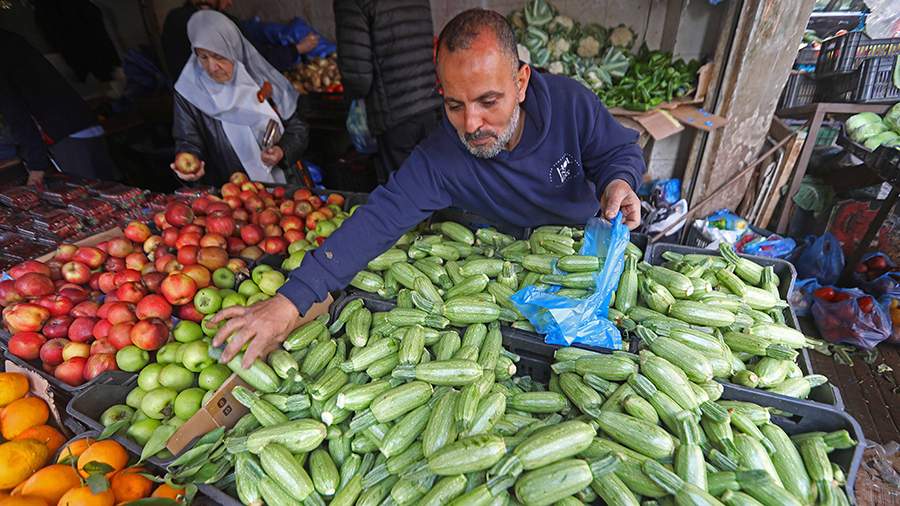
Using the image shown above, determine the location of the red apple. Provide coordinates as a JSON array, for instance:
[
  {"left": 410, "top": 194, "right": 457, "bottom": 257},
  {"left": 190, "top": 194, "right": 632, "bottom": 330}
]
[
  {"left": 90, "top": 339, "right": 117, "bottom": 355},
  {"left": 71, "top": 301, "right": 99, "bottom": 318},
  {"left": 200, "top": 233, "right": 227, "bottom": 249},
  {"left": 294, "top": 200, "right": 313, "bottom": 218},
  {"left": 57, "top": 286, "right": 88, "bottom": 304},
  {"left": 261, "top": 196, "right": 276, "bottom": 209},
  {"left": 40, "top": 338, "right": 68, "bottom": 366},
  {"left": 308, "top": 196, "right": 323, "bottom": 210},
  {"left": 182, "top": 264, "right": 211, "bottom": 289},
  {"left": 306, "top": 211, "right": 326, "bottom": 231},
  {"left": 264, "top": 224, "right": 283, "bottom": 238},
  {"left": 161, "top": 273, "right": 198, "bottom": 305},
  {"left": 124, "top": 221, "right": 152, "bottom": 243},
  {"left": 107, "top": 238, "right": 134, "bottom": 258},
  {"left": 43, "top": 315, "right": 73, "bottom": 339},
  {"left": 239, "top": 246, "right": 264, "bottom": 261},
  {"left": 207, "top": 202, "right": 231, "bottom": 215},
  {"left": 116, "top": 282, "right": 146, "bottom": 304},
  {"left": 115, "top": 269, "right": 142, "bottom": 288},
  {"left": 245, "top": 195, "right": 264, "bottom": 213},
  {"left": 107, "top": 322, "right": 134, "bottom": 350},
  {"left": 14, "top": 272, "right": 55, "bottom": 298},
  {"left": 326, "top": 193, "right": 345, "bottom": 207},
  {"left": 143, "top": 235, "right": 163, "bottom": 255},
  {"left": 175, "top": 151, "right": 201, "bottom": 174},
  {"left": 191, "top": 196, "right": 212, "bottom": 215},
  {"left": 165, "top": 201, "right": 195, "bottom": 227},
  {"left": 153, "top": 211, "right": 168, "bottom": 230},
  {"left": 279, "top": 200, "right": 296, "bottom": 216},
  {"left": 84, "top": 353, "right": 118, "bottom": 381},
  {"left": 221, "top": 182, "right": 240, "bottom": 198},
  {"left": 45, "top": 260, "right": 63, "bottom": 281},
  {"left": 103, "top": 256, "right": 126, "bottom": 273},
  {"left": 280, "top": 215, "right": 304, "bottom": 232},
  {"left": 177, "top": 303, "right": 204, "bottom": 323},
  {"left": 125, "top": 252, "right": 149, "bottom": 271},
  {"left": 3, "top": 303, "right": 50, "bottom": 333},
  {"left": 223, "top": 196, "right": 240, "bottom": 210},
  {"left": 106, "top": 302, "right": 136, "bottom": 325},
  {"left": 232, "top": 208, "right": 249, "bottom": 222},
  {"left": 258, "top": 209, "right": 280, "bottom": 226},
  {"left": 229, "top": 172, "right": 249, "bottom": 185},
  {"left": 61, "top": 261, "right": 91, "bottom": 285},
  {"left": 175, "top": 232, "right": 201, "bottom": 250},
  {"left": 55, "top": 244, "right": 78, "bottom": 262},
  {"left": 130, "top": 318, "right": 169, "bottom": 351},
  {"left": 73, "top": 246, "right": 107, "bottom": 269},
  {"left": 162, "top": 227, "right": 180, "bottom": 247},
  {"left": 197, "top": 247, "right": 228, "bottom": 271},
  {"left": 162, "top": 258, "right": 183, "bottom": 274},
  {"left": 154, "top": 253, "right": 176, "bottom": 273},
  {"left": 177, "top": 245, "right": 199, "bottom": 266},
  {"left": 284, "top": 229, "right": 304, "bottom": 244},
  {"left": 261, "top": 237, "right": 288, "bottom": 255},
  {"left": 293, "top": 188, "right": 312, "bottom": 201},
  {"left": 240, "top": 224, "right": 263, "bottom": 245},
  {"left": 35, "top": 295, "right": 74, "bottom": 317},
  {"left": 9, "top": 260, "right": 52, "bottom": 280},
  {"left": 239, "top": 190, "right": 255, "bottom": 203},
  {"left": 63, "top": 342, "right": 91, "bottom": 361},
  {"left": 226, "top": 237, "right": 246, "bottom": 256},
  {"left": 0, "top": 280, "right": 23, "bottom": 307},
  {"left": 182, "top": 224, "right": 204, "bottom": 237},
  {"left": 135, "top": 294, "right": 173, "bottom": 320},
  {"left": 273, "top": 186, "right": 286, "bottom": 199},
  {"left": 142, "top": 272, "right": 166, "bottom": 293},
  {"left": 92, "top": 319, "right": 112, "bottom": 340},
  {"left": 193, "top": 216, "right": 206, "bottom": 228},
  {"left": 226, "top": 258, "right": 248, "bottom": 274},
  {"left": 8, "top": 331, "right": 46, "bottom": 360},
  {"left": 67, "top": 317, "right": 97, "bottom": 343},
  {"left": 98, "top": 272, "right": 118, "bottom": 294},
  {"left": 55, "top": 356, "right": 87, "bottom": 386}
]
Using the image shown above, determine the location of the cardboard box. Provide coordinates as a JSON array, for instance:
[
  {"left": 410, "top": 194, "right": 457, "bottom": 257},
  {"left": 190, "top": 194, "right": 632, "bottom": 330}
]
[
  {"left": 4, "top": 360, "right": 71, "bottom": 436},
  {"left": 165, "top": 294, "right": 334, "bottom": 455}
]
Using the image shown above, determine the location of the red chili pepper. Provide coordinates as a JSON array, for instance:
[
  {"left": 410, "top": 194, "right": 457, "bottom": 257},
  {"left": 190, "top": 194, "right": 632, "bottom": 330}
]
[
  {"left": 858, "top": 296, "right": 875, "bottom": 313},
  {"left": 814, "top": 287, "right": 835, "bottom": 301},
  {"left": 257, "top": 81, "right": 273, "bottom": 103},
  {"left": 832, "top": 292, "right": 852, "bottom": 302}
]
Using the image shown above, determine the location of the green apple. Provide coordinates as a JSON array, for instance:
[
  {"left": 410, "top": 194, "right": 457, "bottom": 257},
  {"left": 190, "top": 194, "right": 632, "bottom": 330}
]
[
  {"left": 246, "top": 292, "right": 271, "bottom": 305},
  {"left": 159, "top": 364, "right": 194, "bottom": 392},
  {"left": 327, "top": 204, "right": 342, "bottom": 216},
  {"left": 125, "top": 386, "right": 147, "bottom": 410},
  {"left": 173, "top": 387, "right": 206, "bottom": 420},
  {"left": 131, "top": 408, "right": 150, "bottom": 424},
  {"left": 349, "top": 204, "right": 360, "bottom": 215},
  {"left": 194, "top": 287, "right": 222, "bottom": 315},
  {"left": 251, "top": 264, "right": 273, "bottom": 285},
  {"left": 257, "top": 270, "right": 286, "bottom": 296},
  {"left": 127, "top": 418, "right": 161, "bottom": 446},
  {"left": 140, "top": 387, "right": 177, "bottom": 419},
  {"left": 221, "top": 291, "right": 247, "bottom": 309},
  {"left": 333, "top": 216, "right": 345, "bottom": 228},
  {"left": 182, "top": 340, "right": 212, "bottom": 372},
  {"left": 306, "top": 230, "right": 318, "bottom": 242},
  {"left": 167, "top": 417, "right": 187, "bottom": 430},
  {"left": 281, "top": 251, "right": 306, "bottom": 271},
  {"left": 137, "top": 363, "right": 164, "bottom": 391},
  {"left": 201, "top": 314, "right": 222, "bottom": 336},
  {"left": 116, "top": 345, "right": 150, "bottom": 372},
  {"left": 316, "top": 220, "right": 337, "bottom": 238},
  {"left": 198, "top": 363, "right": 231, "bottom": 391},
  {"left": 202, "top": 390, "right": 214, "bottom": 406},
  {"left": 238, "top": 279, "right": 260, "bottom": 297},
  {"left": 288, "top": 239, "right": 312, "bottom": 254},
  {"left": 173, "top": 320, "right": 203, "bottom": 343},
  {"left": 100, "top": 404, "right": 133, "bottom": 427},
  {"left": 156, "top": 342, "right": 182, "bottom": 365},
  {"left": 212, "top": 267, "right": 236, "bottom": 289}
]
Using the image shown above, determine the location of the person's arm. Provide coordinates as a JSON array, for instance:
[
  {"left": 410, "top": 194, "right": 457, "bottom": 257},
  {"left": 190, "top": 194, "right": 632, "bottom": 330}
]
[
  {"left": 580, "top": 99, "right": 646, "bottom": 228},
  {"left": 275, "top": 103, "right": 310, "bottom": 168},
  {"left": 0, "top": 75, "right": 50, "bottom": 180},
  {"left": 171, "top": 92, "right": 207, "bottom": 181},
  {"left": 333, "top": 0, "right": 373, "bottom": 98},
  {"left": 211, "top": 149, "right": 451, "bottom": 365}
]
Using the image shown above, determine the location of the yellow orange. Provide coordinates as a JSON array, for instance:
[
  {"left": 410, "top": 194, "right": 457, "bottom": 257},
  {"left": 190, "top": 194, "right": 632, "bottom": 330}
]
[
  {"left": 55, "top": 438, "right": 94, "bottom": 464},
  {"left": 9, "top": 465, "right": 80, "bottom": 504},
  {"left": 13, "top": 425, "right": 65, "bottom": 454},
  {"left": 109, "top": 467, "right": 153, "bottom": 503},
  {"left": 1, "top": 397, "right": 49, "bottom": 440},
  {"left": 0, "top": 373, "right": 29, "bottom": 408},
  {"left": 150, "top": 484, "right": 184, "bottom": 501},
  {"left": 0, "top": 439, "right": 50, "bottom": 490},
  {"left": 0, "top": 496, "right": 49, "bottom": 506},
  {"left": 56, "top": 486, "right": 115, "bottom": 506},
  {"left": 76, "top": 440, "right": 128, "bottom": 479}
]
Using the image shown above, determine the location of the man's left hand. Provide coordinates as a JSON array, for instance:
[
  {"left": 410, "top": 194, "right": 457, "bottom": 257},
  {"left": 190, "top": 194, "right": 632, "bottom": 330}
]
[
  {"left": 261, "top": 146, "right": 284, "bottom": 166},
  {"left": 601, "top": 179, "right": 641, "bottom": 230}
]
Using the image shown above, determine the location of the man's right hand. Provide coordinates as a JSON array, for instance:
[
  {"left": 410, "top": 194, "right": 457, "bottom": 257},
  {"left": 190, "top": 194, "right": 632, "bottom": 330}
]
[
  {"left": 170, "top": 160, "right": 206, "bottom": 182},
  {"left": 211, "top": 293, "right": 302, "bottom": 367}
]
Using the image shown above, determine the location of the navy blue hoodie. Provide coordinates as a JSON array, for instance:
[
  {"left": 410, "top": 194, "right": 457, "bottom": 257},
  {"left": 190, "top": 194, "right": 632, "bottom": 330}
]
[{"left": 279, "top": 70, "right": 645, "bottom": 314}]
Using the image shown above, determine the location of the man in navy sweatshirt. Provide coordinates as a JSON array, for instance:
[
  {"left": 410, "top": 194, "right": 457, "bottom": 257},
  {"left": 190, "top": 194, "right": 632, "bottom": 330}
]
[{"left": 212, "top": 8, "right": 646, "bottom": 365}]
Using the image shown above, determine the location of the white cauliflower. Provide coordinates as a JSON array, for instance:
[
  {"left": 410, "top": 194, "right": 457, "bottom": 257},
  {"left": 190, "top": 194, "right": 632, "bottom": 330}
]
[
  {"left": 548, "top": 61, "right": 565, "bottom": 74},
  {"left": 577, "top": 36, "right": 601, "bottom": 58},
  {"left": 549, "top": 15, "right": 574, "bottom": 34},
  {"left": 548, "top": 37, "right": 571, "bottom": 59}
]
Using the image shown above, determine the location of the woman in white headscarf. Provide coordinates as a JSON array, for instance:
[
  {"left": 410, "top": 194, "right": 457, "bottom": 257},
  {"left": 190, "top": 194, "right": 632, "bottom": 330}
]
[{"left": 171, "top": 10, "right": 309, "bottom": 185}]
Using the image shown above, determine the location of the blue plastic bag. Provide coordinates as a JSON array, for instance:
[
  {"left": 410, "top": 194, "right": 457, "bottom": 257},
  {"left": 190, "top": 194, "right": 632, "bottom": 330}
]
[
  {"left": 794, "top": 233, "right": 845, "bottom": 285},
  {"left": 241, "top": 17, "right": 336, "bottom": 58},
  {"left": 852, "top": 252, "right": 900, "bottom": 299},
  {"left": 788, "top": 278, "right": 820, "bottom": 318},
  {"left": 740, "top": 235, "right": 796, "bottom": 258},
  {"left": 510, "top": 214, "right": 629, "bottom": 349},
  {"left": 346, "top": 100, "right": 378, "bottom": 154},
  {"left": 811, "top": 287, "right": 891, "bottom": 349}
]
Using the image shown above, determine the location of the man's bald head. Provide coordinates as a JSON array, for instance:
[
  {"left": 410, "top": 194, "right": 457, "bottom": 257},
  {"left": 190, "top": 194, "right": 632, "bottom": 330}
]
[{"left": 437, "top": 9, "right": 518, "bottom": 73}]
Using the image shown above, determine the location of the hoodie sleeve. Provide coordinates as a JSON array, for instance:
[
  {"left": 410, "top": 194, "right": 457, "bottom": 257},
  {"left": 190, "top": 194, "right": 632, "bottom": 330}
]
[
  {"left": 278, "top": 148, "right": 451, "bottom": 315},
  {"left": 580, "top": 99, "right": 646, "bottom": 195}
]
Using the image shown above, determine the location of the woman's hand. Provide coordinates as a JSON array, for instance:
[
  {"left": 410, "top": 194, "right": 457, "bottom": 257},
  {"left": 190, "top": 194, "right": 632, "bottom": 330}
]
[
  {"left": 170, "top": 159, "right": 206, "bottom": 182},
  {"left": 261, "top": 146, "right": 284, "bottom": 166},
  {"left": 26, "top": 170, "right": 45, "bottom": 186}
]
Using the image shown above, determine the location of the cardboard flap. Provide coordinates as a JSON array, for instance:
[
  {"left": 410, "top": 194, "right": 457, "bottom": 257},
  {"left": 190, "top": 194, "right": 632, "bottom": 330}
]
[
  {"left": 166, "top": 374, "right": 250, "bottom": 455},
  {"left": 671, "top": 105, "right": 728, "bottom": 131},
  {"left": 635, "top": 110, "right": 685, "bottom": 140},
  {"left": 5, "top": 359, "right": 69, "bottom": 436}
]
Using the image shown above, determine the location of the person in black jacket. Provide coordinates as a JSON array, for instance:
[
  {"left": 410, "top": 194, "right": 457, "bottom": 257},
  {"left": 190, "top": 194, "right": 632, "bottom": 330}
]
[
  {"left": 0, "top": 29, "right": 116, "bottom": 185},
  {"left": 334, "top": 0, "right": 443, "bottom": 181},
  {"left": 171, "top": 10, "right": 309, "bottom": 186}
]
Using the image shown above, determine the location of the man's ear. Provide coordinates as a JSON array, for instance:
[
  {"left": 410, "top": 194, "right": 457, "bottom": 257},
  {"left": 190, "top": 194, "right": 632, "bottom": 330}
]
[{"left": 516, "top": 64, "right": 531, "bottom": 104}]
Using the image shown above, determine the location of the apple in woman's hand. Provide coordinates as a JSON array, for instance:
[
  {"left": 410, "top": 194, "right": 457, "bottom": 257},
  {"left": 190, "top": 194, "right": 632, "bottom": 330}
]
[{"left": 175, "top": 152, "right": 201, "bottom": 174}]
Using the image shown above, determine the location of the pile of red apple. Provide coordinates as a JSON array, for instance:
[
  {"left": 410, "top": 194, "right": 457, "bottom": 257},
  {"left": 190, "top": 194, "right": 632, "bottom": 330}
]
[{"left": 1, "top": 173, "right": 349, "bottom": 387}]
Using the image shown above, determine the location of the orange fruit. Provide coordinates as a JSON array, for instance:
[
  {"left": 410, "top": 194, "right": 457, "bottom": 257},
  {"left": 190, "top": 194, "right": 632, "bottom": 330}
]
[
  {"left": 13, "top": 425, "right": 65, "bottom": 454},
  {"left": 9, "top": 464, "right": 80, "bottom": 504},
  {"left": 109, "top": 467, "right": 153, "bottom": 503},
  {"left": 56, "top": 486, "right": 114, "bottom": 506},
  {"left": 76, "top": 440, "right": 128, "bottom": 479},
  {"left": 0, "top": 373, "right": 29, "bottom": 408},
  {"left": 0, "top": 397, "right": 49, "bottom": 440},
  {"left": 56, "top": 438, "right": 94, "bottom": 464},
  {"left": 0, "top": 439, "right": 50, "bottom": 490},
  {"left": 150, "top": 484, "right": 184, "bottom": 501},
  {"left": 0, "top": 496, "right": 49, "bottom": 506}
]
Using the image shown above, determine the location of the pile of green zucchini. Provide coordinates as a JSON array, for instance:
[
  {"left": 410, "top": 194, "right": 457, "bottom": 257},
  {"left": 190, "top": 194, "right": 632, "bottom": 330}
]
[
  {"left": 347, "top": 221, "right": 825, "bottom": 401},
  {"left": 171, "top": 296, "right": 855, "bottom": 506}
]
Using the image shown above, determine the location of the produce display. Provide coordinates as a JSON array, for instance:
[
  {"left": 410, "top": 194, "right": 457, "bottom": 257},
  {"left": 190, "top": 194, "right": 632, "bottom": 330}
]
[
  {"left": 0, "top": 371, "right": 187, "bottom": 505},
  {"left": 509, "top": 0, "right": 701, "bottom": 111},
  {"left": 844, "top": 102, "right": 900, "bottom": 150},
  {"left": 285, "top": 56, "right": 343, "bottom": 95}
]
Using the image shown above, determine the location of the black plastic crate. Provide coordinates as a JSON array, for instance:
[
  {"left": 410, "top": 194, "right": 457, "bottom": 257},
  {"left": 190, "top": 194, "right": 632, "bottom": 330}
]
[
  {"left": 816, "top": 31, "right": 900, "bottom": 78},
  {"left": 3, "top": 349, "right": 134, "bottom": 395},
  {"left": 795, "top": 45, "right": 820, "bottom": 70},
  {"left": 819, "top": 56, "right": 900, "bottom": 104},
  {"left": 778, "top": 72, "right": 818, "bottom": 110},
  {"left": 720, "top": 384, "right": 864, "bottom": 504}
]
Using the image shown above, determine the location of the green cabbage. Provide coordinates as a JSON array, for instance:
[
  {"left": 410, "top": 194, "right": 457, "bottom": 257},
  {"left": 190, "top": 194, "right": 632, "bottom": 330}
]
[
  {"left": 850, "top": 120, "right": 888, "bottom": 143},
  {"left": 884, "top": 102, "right": 900, "bottom": 133},
  {"left": 863, "top": 131, "right": 899, "bottom": 150},
  {"left": 524, "top": 0, "right": 554, "bottom": 27},
  {"left": 846, "top": 112, "right": 882, "bottom": 135}
]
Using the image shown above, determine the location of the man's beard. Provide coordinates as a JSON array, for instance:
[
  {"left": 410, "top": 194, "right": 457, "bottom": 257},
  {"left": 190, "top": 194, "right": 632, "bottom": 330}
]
[{"left": 459, "top": 105, "right": 521, "bottom": 159}]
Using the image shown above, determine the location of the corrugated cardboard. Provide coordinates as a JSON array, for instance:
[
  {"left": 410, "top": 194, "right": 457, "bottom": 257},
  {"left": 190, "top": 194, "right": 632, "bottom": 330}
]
[{"left": 4, "top": 359, "right": 70, "bottom": 436}]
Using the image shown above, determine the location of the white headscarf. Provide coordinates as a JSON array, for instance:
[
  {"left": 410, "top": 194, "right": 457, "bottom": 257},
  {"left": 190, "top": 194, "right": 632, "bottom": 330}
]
[{"left": 175, "top": 10, "right": 299, "bottom": 183}]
